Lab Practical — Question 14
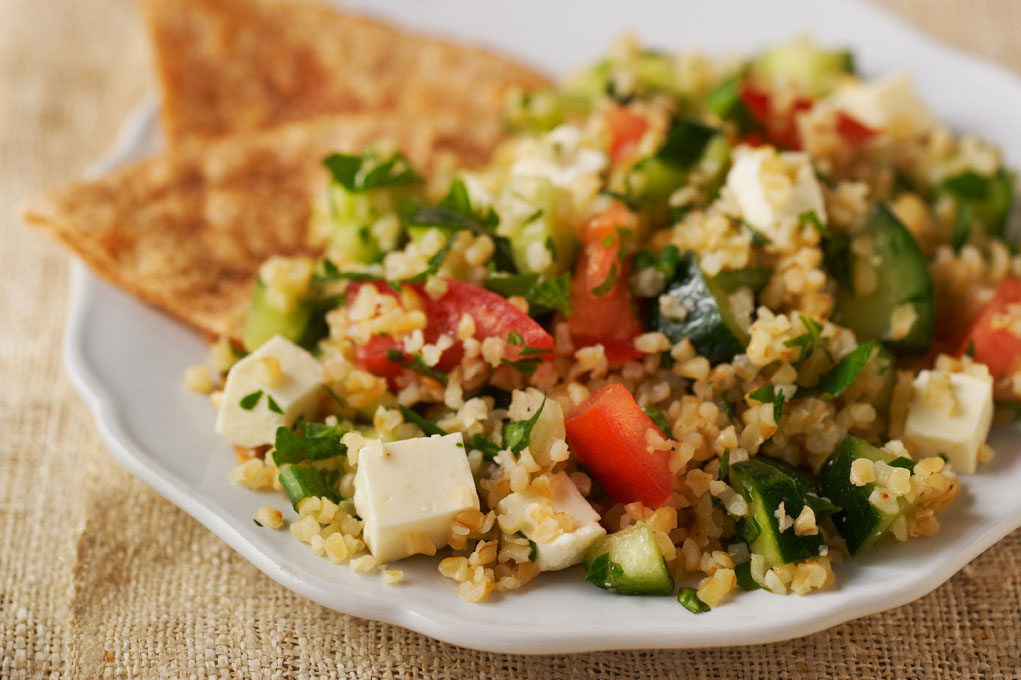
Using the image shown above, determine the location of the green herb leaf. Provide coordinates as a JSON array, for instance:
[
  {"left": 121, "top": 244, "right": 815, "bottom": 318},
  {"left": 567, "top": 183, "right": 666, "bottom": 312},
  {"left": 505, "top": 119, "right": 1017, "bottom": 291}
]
[
  {"left": 641, "top": 405, "right": 672, "bottom": 436},
  {"left": 964, "top": 339, "right": 976, "bottom": 359},
  {"left": 323, "top": 152, "right": 421, "bottom": 193},
  {"left": 742, "top": 220, "right": 773, "bottom": 247},
  {"left": 253, "top": 519, "right": 264, "bottom": 527},
  {"left": 799, "top": 210, "right": 830, "bottom": 238},
  {"left": 516, "top": 531, "right": 539, "bottom": 562},
  {"left": 734, "top": 561, "right": 761, "bottom": 591},
  {"left": 714, "top": 266, "right": 774, "bottom": 293},
  {"left": 782, "top": 314, "right": 824, "bottom": 366},
  {"left": 506, "top": 331, "right": 525, "bottom": 346},
  {"left": 518, "top": 345, "right": 554, "bottom": 358},
  {"left": 501, "top": 356, "right": 543, "bottom": 378},
  {"left": 266, "top": 394, "right": 283, "bottom": 415},
  {"left": 951, "top": 202, "right": 973, "bottom": 252},
  {"left": 527, "top": 273, "right": 573, "bottom": 316},
  {"left": 748, "top": 385, "right": 785, "bottom": 424},
  {"left": 321, "top": 384, "right": 345, "bottom": 407},
  {"left": 656, "top": 119, "right": 719, "bottom": 169},
  {"left": 719, "top": 449, "right": 730, "bottom": 481},
  {"left": 737, "top": 517, "right": 761, "bottom": 544},
  {"left": 239, "top": 390, "right": 263, "bottom": 410},
  {"left": 503, "top": 396, "right": 546, "bottom": 454},
  {"left": 591, "top": 263, "right": 619, "bottom": 297},
  {"left": 677, "top": 587, "right": 711, "bottom": 614},
  {"left": 584, "top": 552, "right": 624, "bottom": 590},
  {"left": 817, "top": 340, "right": 879, "bottom": 398},
  {"left": 386, "top": 351, "right": 448, "bottom": 386},
  {"left": 397, "top": 405, "right": 446, "bottom": 437},
  {"left": 469, "top": 433, "right": 502, "bottom": 460},
  {"left": 272, "top": 423, "right": 349, "bottom": 466},
  {"left": 278, "top": 465, "right": 334, "bottom": 509}
]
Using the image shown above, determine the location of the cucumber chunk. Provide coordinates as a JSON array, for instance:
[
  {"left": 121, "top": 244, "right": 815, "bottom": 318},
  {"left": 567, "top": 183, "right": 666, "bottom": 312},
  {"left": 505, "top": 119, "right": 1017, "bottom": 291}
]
[
  {"left": 751, "top": 456, "right": 841, "bottom": 523},
  {"left": 753, "top": 40, "right": 854, "bottom": 98},
  {"left": 819, "top": 435, "right": 919, "bottom": 555},
  {"left": 308, "top": 183, "right": 384, "bottom": 265},
  {"left": 729, "top": 458, "right": 827, "bottom": 570},
  {"left": 242, "top": 279, "right": 312, "bottom": 353},
  {"left": 649, "top": 251, "right": 749, "bottom": 364},
  {"left": 627, "top": 119, "right": 723, "bottom": 211},
  {"left": 829, "top": 202, "right": 934, "bottom": 352},
  {"left": 584, "top": 522, "right": 675, "bottom": 595},
  {"left": 499, "top": 176, "right": 578, "bottom": 276}
]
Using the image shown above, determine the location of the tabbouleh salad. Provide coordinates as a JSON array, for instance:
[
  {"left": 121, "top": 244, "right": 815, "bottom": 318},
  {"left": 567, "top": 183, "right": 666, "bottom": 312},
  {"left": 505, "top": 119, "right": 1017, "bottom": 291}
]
[{"left": 187, "top": 37, "right": 1020, "bottom": 610}]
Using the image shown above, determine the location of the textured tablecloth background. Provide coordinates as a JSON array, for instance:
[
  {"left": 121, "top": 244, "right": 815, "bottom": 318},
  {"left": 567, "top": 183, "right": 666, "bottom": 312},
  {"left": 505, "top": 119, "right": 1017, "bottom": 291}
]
[{"left": 2, "top": 1, "right": 1020, "bottom": 677}]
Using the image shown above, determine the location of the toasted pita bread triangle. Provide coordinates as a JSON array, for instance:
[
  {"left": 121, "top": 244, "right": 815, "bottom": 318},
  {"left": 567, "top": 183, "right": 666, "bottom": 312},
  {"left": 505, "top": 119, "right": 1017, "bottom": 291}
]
[
  {"left": 142, "top": 0, "right": 549, "bottom": 145},
  {"left": 22, "top": 112, "right": 482, "bottom": 342}
]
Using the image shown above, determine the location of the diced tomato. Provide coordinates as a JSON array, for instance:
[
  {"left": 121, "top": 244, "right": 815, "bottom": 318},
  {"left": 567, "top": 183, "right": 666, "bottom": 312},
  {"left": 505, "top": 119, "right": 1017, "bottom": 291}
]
[
  {"left": 420, "top": 279, "right": 555, "bottom": 372},
  {"left": 564, "top": 383, "right": 672, "bottom": 507},
  {"left": 738, "top": 81, "right": 813, "bottom": 150},
  {"left": 835, "top": 112, "right": 877, "bottom": 148},
  {"left": 569, "top": 204, "right": 644, "bottom": 362},
  {"left": 959, "top": 276, "right": 1021, "bottom": 377},
  {"left": 353, "top": 334, "right": 405, "bottom": 381},
  {"left": 606, "top": 107, "right": 649, "bottom": 165}
]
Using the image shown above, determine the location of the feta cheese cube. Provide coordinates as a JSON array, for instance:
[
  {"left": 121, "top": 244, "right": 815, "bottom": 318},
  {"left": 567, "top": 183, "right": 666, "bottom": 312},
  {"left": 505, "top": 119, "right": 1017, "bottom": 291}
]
[
  {"left": 215, "top": 335, "right": 323, "bottom": 447},
  {"left": 829, "top": 73, "right": 934, "bottom": 141},
  {"left": 353, "top": 433, "right": 480, "bottom": 562},
  {"left": 902, "top": 369, "right": 993, "bottom": 474},
  {"left": 725, "top": 146, "right": 826, "bottom": 241},
  {"left": 496, "top": 471, "right": 606, "bottom": 571}
]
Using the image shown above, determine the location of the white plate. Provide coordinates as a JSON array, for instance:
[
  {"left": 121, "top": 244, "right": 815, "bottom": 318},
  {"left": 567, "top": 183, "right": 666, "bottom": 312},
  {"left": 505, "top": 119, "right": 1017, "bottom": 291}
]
[{"left": 64, "top": 0, "right": 1021, "bottom": 654}]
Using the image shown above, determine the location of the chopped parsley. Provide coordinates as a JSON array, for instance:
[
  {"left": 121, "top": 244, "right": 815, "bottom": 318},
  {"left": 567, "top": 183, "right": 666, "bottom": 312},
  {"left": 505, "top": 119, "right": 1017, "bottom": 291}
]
[
  {"left": 266, "top": 394, "right": 283, "bottom": 415},
  {"left": 469, "top": 433, "right": 502, "bottom": 460},
  {"left": 734, "top": 561, "right": 761, "bottom": 591},
  {"left": 384, "top": 349, "right": 448, "bottom": 386},
  {"left": 322, "top": 151, "right": 421, "bottom": 193},
  {"left": 799, "top": 210, "right": 829, "bottom": 238},
  {"left": 591, "top": 263, "right": 619, "bottom": 296},
  {"left": 641, "top": 405, "right": 671, "bottom": 436},
  {"left": 483, "top": 272, "right": 573, "bottom": 316},
  {"left": 677, "top": 587, "right": 711, "bottom": 614},
  {"left": 748, "top": 384, "right": 785, "bottom": 424},
  {"left": 742, "top": 220, "right": 773, "bottom": 247},
  {"left": 239, "top": 390, "right": 263, "bottom": 410},
  {"left": 783, "top": 314, "right": 824, "bottom": 366},
  {"left": 584, "top": 552, "right": 624, "bottom": 590},
  {"left": 397, "top": 405, "right": 446, "bottom": 437},
  {"left": 503, "top": 396, "right": 546, "bottom": 454},
  {"left": 272, "top": 422, "right": 349, "bottom": 466},
  {"left": 816, "top": 340, "right": 880, "bottom": 398}
]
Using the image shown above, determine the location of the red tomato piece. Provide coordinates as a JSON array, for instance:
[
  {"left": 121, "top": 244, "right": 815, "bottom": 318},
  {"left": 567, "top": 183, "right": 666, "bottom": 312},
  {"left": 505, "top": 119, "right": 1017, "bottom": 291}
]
[
  {"left": 420, "top": 279, "right": 555, "bottom": 372},
  {"left": 353, "top": 334, "right": 405, "bottom": 381},
  {"left": 739, "top": 81, "right": 813, "bottom": 150},
  {"left": 569, "top": 205, "right": 644, "bottom": 362},
  {"left": 606, "top": 107, "right": 649, "bottom": 165},
  {"left": 564, "top": 383, "right": 672, "bottom": 507},
  {"left": 835, "top": 111, "right": 877, "bottom": 147},
  {"left": 959, "top": 276, "right": 1021, "bottom": 377}
]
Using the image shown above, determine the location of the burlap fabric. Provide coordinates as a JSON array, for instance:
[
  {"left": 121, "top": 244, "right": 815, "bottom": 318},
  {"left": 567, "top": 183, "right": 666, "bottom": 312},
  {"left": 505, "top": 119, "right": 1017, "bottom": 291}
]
[{"left": 2, "top": 1, "right": 1019, "bottom": 677}]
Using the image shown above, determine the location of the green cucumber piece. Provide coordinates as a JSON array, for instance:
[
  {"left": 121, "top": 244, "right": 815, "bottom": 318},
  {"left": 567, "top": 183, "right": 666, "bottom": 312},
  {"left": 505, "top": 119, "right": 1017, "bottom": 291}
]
[
  {"left": 309, "top": 182, "right": 384, "bottom": 265},
  {"left": 829, "top": 202, "right": 934, "bottom": 352},
  {"left": 819, "top": 436, "right": 919, "bottom": 555},
  {"left": 628, "top": 119, "right": 721, "bottom": 208},
  {"left": 649, "top": 251, "right": 749, "bottom": 365},
  {"left": 751, "top": 457, "right": 841, "bottom": 523},
  {"left": 584, "top": 522, "right": 675, "bottom": 596},
  {"left": 753, "top": 41, "right": 854, "bottom": 98},
  {"left": 729, "top": 458, "right": 827, "bottom": 570},
  {"left": 242, "top": 279, "right": 312, "bottom": 353}
]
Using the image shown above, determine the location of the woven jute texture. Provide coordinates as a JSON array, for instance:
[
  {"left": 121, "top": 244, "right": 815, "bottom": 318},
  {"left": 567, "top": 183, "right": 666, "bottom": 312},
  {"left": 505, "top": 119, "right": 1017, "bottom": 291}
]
[{"left": 3, "top": 1, "right": 1020, "bottom": 678}]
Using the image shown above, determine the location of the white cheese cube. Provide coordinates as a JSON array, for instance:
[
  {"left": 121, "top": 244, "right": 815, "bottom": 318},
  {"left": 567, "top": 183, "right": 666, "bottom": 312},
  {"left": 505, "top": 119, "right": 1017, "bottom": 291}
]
[
  {"left": 496, "top": 471, "right": 606, "bottom": 571},
  {"left": 902, "top": 369, "right": 993, "bottom": 475},
  {"left": 214, "top": 335, "right": 323, "bottom": 447},
  {"left": 725, "top": 146, "right": 826, "bottom": 241},
  {"left": 353, "top": 433, "right": 480, "bottom": 562},
  {"left": 829, "top": 73, "right": 934, "bottom": 141}
]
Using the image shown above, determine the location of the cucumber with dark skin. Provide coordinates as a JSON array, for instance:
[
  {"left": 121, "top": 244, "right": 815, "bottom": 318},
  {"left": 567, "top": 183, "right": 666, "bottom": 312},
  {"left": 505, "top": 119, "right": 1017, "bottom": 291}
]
[
  {"left": 828, "top": 202, "right": 934, "bottom": 352},
  {"left": 728, "top": 457, "right": 827, "bottom": 570},
  {"left": 649, "top": 250, "right": 749, "bottom": 364},
  {"left": 819, "top": 435, "right": 918, "bottom": 555},
  {"left": 584, "top": 522, "right": 675, "bottom": 596},
  {"left": 751, "top": 456, "right": 840, "bottom": 523}
]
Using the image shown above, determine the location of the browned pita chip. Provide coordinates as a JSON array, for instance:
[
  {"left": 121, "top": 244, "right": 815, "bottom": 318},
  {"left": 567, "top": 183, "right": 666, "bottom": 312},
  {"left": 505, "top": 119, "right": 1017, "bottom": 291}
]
[
  {"left": 22, "top": 112, "right": 483, "bottom": 342},
  {"left": 142, "top": 0, "right": 550, "bottom": 145}
]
